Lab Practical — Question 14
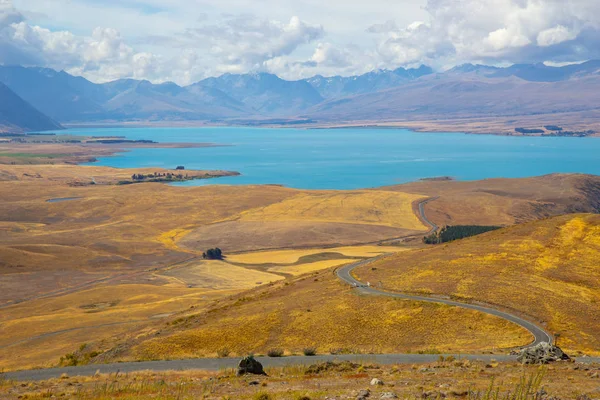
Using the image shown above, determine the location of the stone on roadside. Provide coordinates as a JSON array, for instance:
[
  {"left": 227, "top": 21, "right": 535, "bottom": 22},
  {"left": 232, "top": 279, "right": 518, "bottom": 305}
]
[
  {"left": 516, "top": 342, "right": 571, "bottom": 364},
  {"left": 237, "top": 355, "right": 267, "bottom": 376}
]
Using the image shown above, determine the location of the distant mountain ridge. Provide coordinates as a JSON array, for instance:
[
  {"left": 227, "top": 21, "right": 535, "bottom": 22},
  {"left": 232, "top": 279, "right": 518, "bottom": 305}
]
[
  {"left": 0, "top": 82, "right": 63, "bottom": 133},
  {"left": 1, "top": 60, "right": 600, "bottom": 128}
]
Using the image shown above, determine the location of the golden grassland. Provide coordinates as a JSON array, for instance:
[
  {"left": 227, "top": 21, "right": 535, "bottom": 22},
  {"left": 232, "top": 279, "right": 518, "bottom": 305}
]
[
  {"left": 384, "top": 173, "right": 600, "bottom": 227},
  {"left": 357, "top": 214, "right": 600, "bottom": 356},
  {"left": 0, "top": 283, "right": 241, "bottom": 371},
  {"left": 3, "top": 361, "right": 599, "bottom": 400},
  {"left": 266, "top": 259, "right": 353, "bottom": 276},
  {"left": 123, "top": 270, "right": 530, "bottom": 362},
  {"left": 2, "top": 162, "right": 600, "bottom": 373},
  {"left": 159, "top": 260, "right": 285, "bottom": 289},
  {"left": 226, "top": 245, "right": 406, "bottom": 264},
  {"left": 236, "top": 191, "right": 428, "bottom": 230},
  {"left": 0, "top": 164, "right": 431, "bottom": 371}
]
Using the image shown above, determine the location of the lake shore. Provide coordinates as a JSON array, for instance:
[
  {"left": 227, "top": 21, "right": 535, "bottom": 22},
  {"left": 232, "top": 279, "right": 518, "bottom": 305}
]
[{"left": 62, "top": 112, "right": 600, "bottom": 137}]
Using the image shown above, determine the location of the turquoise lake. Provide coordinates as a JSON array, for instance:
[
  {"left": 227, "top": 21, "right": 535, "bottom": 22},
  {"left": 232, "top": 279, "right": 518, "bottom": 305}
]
[{"left": 60, "top": 126, "right": 600, "bottom": 190}]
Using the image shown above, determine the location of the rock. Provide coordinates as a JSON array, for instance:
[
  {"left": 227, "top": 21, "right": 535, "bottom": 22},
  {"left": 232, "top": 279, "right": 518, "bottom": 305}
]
[
  {"left": 380, "top": 393, "right": 398, "bottom": 399},
  {"left": 236, "top": 355, "right": 267, "bottom": 376},
  {"left": 248, "top": 380, "right": 260, "bottom": 386},
  {"left": 357, "top": 389, "right": 371, "bottom": 399},
  {"left": 517, "top": 342, "right": 571, "bottom": 365},
  {"left": 370, "top": 378, "right": 384, "bottom": 386}
]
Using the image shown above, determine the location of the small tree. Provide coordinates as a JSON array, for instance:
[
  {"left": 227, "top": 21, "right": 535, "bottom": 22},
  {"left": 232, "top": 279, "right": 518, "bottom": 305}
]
[{"left": 203, "top": 248, "right": 223, "bottom": 260}]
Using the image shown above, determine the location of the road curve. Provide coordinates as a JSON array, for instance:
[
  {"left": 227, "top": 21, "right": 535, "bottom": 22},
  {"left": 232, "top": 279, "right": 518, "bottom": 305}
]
[
  {"left": 336, "top": 196, "right": 552, "bottom": 347},
  {"left": 336, "top": 258, "right": 552, "bottom": 348}
]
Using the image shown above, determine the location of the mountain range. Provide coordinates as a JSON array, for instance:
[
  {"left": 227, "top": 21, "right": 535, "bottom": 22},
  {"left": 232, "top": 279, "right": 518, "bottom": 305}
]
[{"left": 2, "top": 60, "right": 600, "bottom": 133}]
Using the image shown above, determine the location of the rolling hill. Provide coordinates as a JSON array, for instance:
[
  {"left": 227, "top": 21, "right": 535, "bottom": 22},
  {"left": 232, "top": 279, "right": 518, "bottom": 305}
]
[
  {"left": 0, "top": 82, "right": 63, "bottom": 133},
  {"left": 357, "top": 213, "right": 600, "bottom": 356}
]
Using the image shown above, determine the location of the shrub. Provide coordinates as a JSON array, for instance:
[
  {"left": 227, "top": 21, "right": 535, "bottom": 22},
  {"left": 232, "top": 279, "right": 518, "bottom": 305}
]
[
  {"left": 267, "top": 348, "right": 284, "bottom": 357},
  {"left": 253, "top": 393, "right": 271, "bottom": 400},
  {"left": 217, "top": 348, "right": 230, "bottom": 358},
  {"left": 203, "top": 248, "right": 223, "bottom": 260},
  {"left": 424, "top": 225, "right": 501, "bottom": 244},
  {"left": 296, "top": 396, "right": 311, "bottom": 400},
  {"left": 302, "top": 347, "right": 317, "bottom": 356}
]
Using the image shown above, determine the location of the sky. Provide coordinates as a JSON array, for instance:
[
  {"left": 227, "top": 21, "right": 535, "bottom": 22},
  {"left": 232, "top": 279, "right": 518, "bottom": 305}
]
[{"left": 1, "top": 0, "right": 600, "bottom": 85}]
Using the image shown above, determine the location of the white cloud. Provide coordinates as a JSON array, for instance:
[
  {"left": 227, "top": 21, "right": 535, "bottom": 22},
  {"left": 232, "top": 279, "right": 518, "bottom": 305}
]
[
  {"left": 537, "top": 25, "right": 578, "bottom": 47},
  {"left": 3, "top": 0, "right": 600, "bottom": 83}
]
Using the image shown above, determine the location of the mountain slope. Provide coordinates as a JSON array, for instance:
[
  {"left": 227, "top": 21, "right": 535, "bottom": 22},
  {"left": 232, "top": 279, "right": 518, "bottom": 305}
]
[
  {"left": 0, "top": 66, "right": 105, "bottom": 121},
  {"left": 310, "top": 73, "right": 600, "bottom": 121},
  {"left": 197, "top": 72, "right": 324, "bottom": 115},
  {"left": 305, "top": 65, "right": 433, "bottom": 98},
  {"left": 0, "top": 82, "right": 63, "bottom": 133},
  {"left": 358, "top": 213, "right": 600, "bottom": 355}
]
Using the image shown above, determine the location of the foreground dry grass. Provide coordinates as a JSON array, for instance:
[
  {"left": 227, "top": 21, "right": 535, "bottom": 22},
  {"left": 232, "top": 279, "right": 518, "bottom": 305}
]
[
  {"left": 119, "top": 270, "right": 530, "bottom": 362},
  {"left": 0, "top": 283, "right": 242, "bottom": 371},
  {"left": 357, "top": 214, "right": 600, "bottom": 356},
  {"left": 2, "top": 361, "right": 599, "bottom": 399}
]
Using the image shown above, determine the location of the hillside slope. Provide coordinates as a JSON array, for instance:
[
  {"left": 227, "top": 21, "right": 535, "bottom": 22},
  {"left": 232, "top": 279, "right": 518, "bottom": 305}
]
[
  {"left": 0, "top": 82, "right": 63, "bottom": 133},
  {"left": 385, "top": 174, "right": 600, "bottom": 227},
  {"left": 357, "top": 214, "right": 600, "bottom": 355},
  {"left": 106, "top": 267, "right": 530, "bottom": 363}
]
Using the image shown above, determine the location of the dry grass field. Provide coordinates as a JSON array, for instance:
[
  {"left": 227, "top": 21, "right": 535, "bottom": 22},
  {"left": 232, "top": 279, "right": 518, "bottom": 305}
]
[
  {"left": 225, "top": 245, "right": 406, "bottom": 264},
  {"left": 122, "top": 270, "right": 530, "bottom": 362},
  {"left": 3, "top": 361, "right": 599, "bottom": 400},
  {"left": 385, "top": 173, "right": 600, "bottom": 227},
  {"left": 0, "top": 284, "right": 239, "bottom": 371},
  {"left": 236, "top": 191, "right": 427, "bottom": 229},
  {"left": 357, "top": 214, "right": 600, "bottom": 356},
  {"left": 178, "top": 191, "right": 429, "bottom": 253},
  {"left": 2, "top": 159, "right": 600, "bottom": 373},
  {"left": 0, "top": 163, "right": 431, "bottom": 371},
  {"left": 2, "top": 361, "right": 599, "bottom": 400}
]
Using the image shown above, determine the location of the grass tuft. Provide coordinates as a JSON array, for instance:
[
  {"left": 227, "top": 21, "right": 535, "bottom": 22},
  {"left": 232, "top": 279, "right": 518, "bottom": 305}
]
[{"left": 267, "top": 348, "right": 284, "bottom": 357}]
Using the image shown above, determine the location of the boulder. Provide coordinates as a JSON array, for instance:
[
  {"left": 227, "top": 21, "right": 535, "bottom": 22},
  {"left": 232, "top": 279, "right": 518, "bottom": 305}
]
[
  {"left": 380, "top": 393, "right": 398, "bottom": 399},
  {"left": 370, "top": 378, "right": 384, "bottom": 386},
  {"left": 237, "top": 355, "right": 267, "bottom": 376},
  {"left": 357, "top": 389, "right": 371, "bottom": 399},
  {"left": 517, "top": 342, "right": 570, "bottom": 364}
]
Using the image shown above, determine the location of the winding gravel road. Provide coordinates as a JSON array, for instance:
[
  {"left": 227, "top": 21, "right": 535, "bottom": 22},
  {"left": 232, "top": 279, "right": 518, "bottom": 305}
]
[
  {"left": 336, "top": 197, "right": 552, "bottom": 347},
  {"left": 336, "top": 258, "right": 553, "bottom": 346}
]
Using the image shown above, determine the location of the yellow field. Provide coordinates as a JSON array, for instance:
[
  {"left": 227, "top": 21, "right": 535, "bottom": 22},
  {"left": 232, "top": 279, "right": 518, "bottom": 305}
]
[
  {"left": 158, "top": 260, "right": 285, "bottom": 289},
  {"left": 237, "top": 191, "right": 428, "bottom": 230},
  {"left": 226, "top": 245, "right": 408, "bottom": 264},
  {"left": 0, "top": 284, "right": 238, "bottom": 371},
  {"left": 267, "top": 259, "right": 353, "bottom": 276},
  {"left": 357, "top": 214, "right": 600, "bottom": 356}
]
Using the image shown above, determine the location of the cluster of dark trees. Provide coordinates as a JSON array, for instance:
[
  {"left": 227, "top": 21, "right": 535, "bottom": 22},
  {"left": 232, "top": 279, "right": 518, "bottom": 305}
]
[
  {"left": 545, "top": 130, "right": 595, "bottom": 137},
  {"left": 544, "top": 125, "right": 563, "bottom": 131},
  {"left": 515, "top": 127, "right": 545, "bottom": 134},
  {"left": 203, "top": 248, "right": 223, "bottom": 260},
  {"left": 131, "top": 172, "right": 187, "bottom": 181},
  {"left": 423, "top": 225, "right": 501, "bottom": 244}
]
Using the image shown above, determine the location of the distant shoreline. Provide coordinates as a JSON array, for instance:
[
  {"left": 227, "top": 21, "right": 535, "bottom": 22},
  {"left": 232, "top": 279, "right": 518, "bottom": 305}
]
[{"left": 62, "top": 119, "right": 600, "bottom": 138}]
